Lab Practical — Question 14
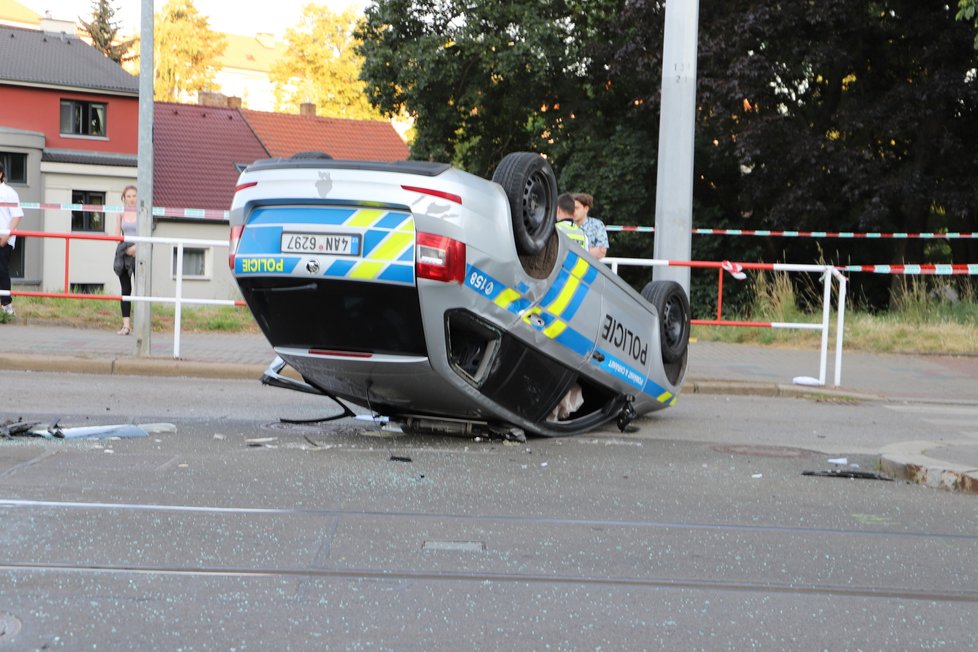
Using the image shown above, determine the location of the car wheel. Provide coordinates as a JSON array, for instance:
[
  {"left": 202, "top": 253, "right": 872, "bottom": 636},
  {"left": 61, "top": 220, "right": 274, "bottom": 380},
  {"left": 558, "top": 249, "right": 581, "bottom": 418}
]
[
  {"left": 641, "top": 280, "right": 690, "bottom": 364},
  {"left": 492, "top": 152, "right": 557, "bottom": 256}
]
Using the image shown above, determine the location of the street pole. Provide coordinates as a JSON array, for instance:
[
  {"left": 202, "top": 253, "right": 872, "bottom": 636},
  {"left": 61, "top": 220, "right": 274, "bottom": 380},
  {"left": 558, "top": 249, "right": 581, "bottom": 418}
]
[
  {"left": 135, "top": 0, "right": 154, "bottom": 356},
  {"left": 652, "top": 0, "right": 700, "bottom": 295}
]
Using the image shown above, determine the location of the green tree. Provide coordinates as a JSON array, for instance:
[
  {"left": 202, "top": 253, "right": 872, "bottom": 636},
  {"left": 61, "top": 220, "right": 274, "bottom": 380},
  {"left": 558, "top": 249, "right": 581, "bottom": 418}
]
[
  {"left": 357, "top": 0, "right": 978, "bottom": 308},
  {"left": 958, "top": 0, "right": 978, "bottom": 48},
  {"left": 79, "top": 0, "right": 134, "bottom": 63},
  {"left": 153, "top": 0, "right": 227, "bottom": 102},
  {"left": 610, "top": 0, "right": 978, "bottom": 307},
  {"left": 271, "top": 5, "right": 380, "bottom": 119},
  {"left": 357, "top": 0, "right": 622, "bottom": 176}
]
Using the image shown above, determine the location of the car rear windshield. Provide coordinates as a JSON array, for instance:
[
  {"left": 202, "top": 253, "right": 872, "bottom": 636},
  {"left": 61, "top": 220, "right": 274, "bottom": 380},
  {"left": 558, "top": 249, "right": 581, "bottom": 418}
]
[{"left": 238, "top": 278, "right": 427, "bottom": 356}]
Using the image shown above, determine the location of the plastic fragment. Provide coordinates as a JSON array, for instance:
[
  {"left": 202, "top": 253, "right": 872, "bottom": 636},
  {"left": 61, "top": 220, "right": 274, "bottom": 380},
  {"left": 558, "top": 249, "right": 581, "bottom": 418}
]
[
  {"left": 802, "top": 470, "right": 893, "bottom": 481},
  {"left": 0, "top": 418, "right": 42, "bottom": 438}
]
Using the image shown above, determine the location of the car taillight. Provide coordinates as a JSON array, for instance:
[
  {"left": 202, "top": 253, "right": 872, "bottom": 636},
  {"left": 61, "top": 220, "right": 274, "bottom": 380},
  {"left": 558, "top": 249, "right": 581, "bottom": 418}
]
[
  {"left": 229, "top": 224, "right": 243, "bottom": 269},
  {"left": 415, "top": 232, "right": 465, "bottom": 284}
]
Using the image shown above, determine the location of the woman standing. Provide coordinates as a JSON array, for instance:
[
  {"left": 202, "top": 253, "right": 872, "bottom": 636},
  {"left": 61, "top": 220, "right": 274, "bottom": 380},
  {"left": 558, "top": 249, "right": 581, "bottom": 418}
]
[
  {"left": 0, "top": 163, "right": 24, "bottom": 316},
  {"left": 113, "top": 185, "right": 138, "bottom": 335}
]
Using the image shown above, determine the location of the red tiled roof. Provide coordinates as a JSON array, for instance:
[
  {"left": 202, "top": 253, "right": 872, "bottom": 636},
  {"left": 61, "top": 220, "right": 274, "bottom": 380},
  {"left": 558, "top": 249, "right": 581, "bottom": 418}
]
[
  {"left": 242, "top": 109, "right": 409, "bottom": 162},
  {"left": 154, "top": 103, "right": 269, "bottom": 211}
]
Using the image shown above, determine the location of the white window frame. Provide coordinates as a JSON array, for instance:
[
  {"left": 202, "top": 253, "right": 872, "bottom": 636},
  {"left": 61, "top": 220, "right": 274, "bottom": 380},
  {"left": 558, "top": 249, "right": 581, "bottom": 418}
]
[{"left": 171, "top": 246, "right": 211, "bottom": 280}]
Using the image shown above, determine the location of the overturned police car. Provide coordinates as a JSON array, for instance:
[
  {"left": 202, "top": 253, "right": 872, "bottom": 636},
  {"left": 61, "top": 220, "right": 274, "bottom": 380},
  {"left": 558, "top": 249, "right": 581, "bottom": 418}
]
[{"left": 229, "top": 152, "right": 689, "bottom": 438}]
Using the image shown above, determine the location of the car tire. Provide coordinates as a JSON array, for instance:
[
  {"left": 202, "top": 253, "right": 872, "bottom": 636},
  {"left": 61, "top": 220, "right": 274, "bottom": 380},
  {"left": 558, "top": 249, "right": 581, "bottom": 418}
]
[
  {"left": 641, "top": 280, "right": 690, "bottom": 364},
  {"left": 492, "top": 152, "right": 557, "bottom": 256}
]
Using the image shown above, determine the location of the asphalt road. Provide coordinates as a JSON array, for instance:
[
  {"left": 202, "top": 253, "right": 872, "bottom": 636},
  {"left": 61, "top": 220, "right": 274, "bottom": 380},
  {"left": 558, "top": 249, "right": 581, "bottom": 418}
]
[{"left": 1, "top": 371, "right": 976, "bottom": 650}]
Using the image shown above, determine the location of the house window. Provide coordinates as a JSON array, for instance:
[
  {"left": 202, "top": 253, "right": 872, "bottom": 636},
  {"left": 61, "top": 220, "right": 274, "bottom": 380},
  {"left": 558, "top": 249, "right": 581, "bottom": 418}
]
[
  {"left": 172, "top": 246, "right": 209, "bottom": 279},
  {"left": 0, "top": 152, "right": 27, "bottom": 183},
  {"left": 60, "top": 100, "right": 107, "bottom": 137},
  {"left": 71, "top": 190, "right": 106, "bottom": 232}
]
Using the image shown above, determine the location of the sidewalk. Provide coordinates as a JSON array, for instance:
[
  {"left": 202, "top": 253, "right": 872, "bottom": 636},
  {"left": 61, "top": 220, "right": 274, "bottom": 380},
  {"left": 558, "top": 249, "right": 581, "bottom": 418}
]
[{"left": 1, "top": 323, "right": 976, "bottom": 493}]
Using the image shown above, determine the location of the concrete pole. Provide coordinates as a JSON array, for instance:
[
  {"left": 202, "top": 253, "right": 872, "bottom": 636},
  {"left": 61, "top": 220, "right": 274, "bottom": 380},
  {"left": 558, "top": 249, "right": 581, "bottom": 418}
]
[
  {"left": 652, "top": 0, "right": 700, "bottom": 294},
  {"left": 135, "top": 0, "right": 154, "bottom": 356}
]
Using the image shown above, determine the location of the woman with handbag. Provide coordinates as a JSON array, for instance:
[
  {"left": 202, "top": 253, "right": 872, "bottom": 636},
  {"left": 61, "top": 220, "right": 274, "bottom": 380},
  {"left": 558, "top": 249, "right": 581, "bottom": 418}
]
[{"left": 112, "top": 185, "right": 138, "bottom": 335}]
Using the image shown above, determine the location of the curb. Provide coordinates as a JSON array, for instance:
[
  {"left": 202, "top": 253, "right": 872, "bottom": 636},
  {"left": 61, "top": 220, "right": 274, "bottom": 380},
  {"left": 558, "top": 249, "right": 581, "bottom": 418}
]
[
  {"left": 879, "top": 441, "right": 978, "bottom": 494},
  {"left": 0, "top": 353, "right": 264, "bottom": 380},
  {"left": 3, "top": 356, "right": 878, "bottom": 402},
  {"left": 686, "top": 378, "right": 882, "bottom": 403}
]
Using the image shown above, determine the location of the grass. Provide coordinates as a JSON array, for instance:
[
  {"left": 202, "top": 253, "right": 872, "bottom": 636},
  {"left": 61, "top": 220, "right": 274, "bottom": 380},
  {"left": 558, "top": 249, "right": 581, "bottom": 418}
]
[
  {"left": 0, "top": 295, "right": 260, "bottom": 333},
  {"left": 693, "top": 274, "right": 978, "bottom": 355},
  {"left": 4, "top": 276, "right": 976, "bottom": 355}
]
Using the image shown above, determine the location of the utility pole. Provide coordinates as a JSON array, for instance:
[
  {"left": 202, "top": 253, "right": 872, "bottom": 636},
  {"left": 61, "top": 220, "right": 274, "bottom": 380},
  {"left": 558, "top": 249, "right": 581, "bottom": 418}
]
[
  {"left": 135, "top": 0, "right": 154, "bottom": 356},
  {"left": 652, "top": 0, "right": 700, "bottom": 294}
]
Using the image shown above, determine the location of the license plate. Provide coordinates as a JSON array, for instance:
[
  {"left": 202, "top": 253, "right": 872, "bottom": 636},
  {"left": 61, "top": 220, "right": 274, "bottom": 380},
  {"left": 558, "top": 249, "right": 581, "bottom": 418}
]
[{"left": 281, "top": 232, "right": 361, "bottom": 256}]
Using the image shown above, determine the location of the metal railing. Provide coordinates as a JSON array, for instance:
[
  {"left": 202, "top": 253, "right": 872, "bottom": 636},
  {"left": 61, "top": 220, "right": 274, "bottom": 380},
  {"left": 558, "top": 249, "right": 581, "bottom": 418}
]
[
  {"left": 1, "top": 228, "right": 242, "bottom": 359},
  {"left": 604, "top": 257, "right": 848, "bottom": 387}
]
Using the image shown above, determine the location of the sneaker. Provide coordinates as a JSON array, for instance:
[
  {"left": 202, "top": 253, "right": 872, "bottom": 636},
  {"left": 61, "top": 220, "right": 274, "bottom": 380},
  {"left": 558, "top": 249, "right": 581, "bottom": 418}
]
[{"left": 0, "top": 304, "right": 13, "bottom": 315}]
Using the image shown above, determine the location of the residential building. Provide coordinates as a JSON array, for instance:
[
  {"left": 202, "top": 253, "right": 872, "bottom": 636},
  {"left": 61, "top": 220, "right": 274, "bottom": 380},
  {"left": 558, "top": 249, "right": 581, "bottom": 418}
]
[
  {"left": 214, "top": 32, "right": 287, "bottom": 112},
  {"left": 2, "top": 0, "right": 287, "bottom": 111},
  {"left": 1, "top": 20, "right": 410, "bottom": 303},
  {"left": 0, "top": 23, "right": 139, "bottom": 295}
]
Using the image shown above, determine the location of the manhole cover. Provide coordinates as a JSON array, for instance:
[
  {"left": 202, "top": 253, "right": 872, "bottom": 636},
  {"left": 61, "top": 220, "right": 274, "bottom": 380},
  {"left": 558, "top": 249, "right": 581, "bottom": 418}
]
[
  {"left": 0, "top": 612, "right": 22, "bottom": 641},
  {"left": 713, "top": 444, "right": 816, "bottom": 458}
]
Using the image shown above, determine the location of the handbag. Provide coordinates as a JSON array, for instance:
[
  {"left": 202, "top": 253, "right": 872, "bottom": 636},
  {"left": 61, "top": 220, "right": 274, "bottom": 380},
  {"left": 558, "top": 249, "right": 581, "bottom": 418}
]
[{"left": 113, "top": 241, "right": 135, "bottom": 275}]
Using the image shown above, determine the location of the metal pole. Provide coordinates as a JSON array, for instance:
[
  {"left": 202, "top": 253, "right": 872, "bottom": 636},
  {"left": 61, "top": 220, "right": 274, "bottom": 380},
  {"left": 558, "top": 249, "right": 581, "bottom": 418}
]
[
  {"left": 818, "top": 268, "right": 832, "bottom": 386},
  {"left": 174, "top": 243, "right": 183, "bottom": 358},
  {"left": 652, "top": 0, "right": 700, "bottom": 295},
  {"left": 135, "top": 0, "right": 154, "bottom": 356},
  {"left": 833, "top": 270, "right": 847, "bottom": 387}
]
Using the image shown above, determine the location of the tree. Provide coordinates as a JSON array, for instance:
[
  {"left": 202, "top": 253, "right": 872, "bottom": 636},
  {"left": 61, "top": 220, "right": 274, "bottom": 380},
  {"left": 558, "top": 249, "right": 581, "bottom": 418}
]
[
  {"left": 597, "top": 0, "right": 978, "bottom": 307},
  {"left": 271, "top": 5, "right": 381, "bottom": 119},
  {"left": 704, "top": 2, "right": 977, "bottom": 302},
  {"left": 357, "top": 0, "right": 978, "bottom": 308},
  {"left": 357, "top": 0, "right": 624, "bottom": 176},
  {"left": 958, "top": 0, "right": 978, "bottom": 48},
  {"left": 79, "top": 0, "right": 134, "bottom": 63},
  {"left": 153, "top": 0, "right": 227, "bottom": 102}
]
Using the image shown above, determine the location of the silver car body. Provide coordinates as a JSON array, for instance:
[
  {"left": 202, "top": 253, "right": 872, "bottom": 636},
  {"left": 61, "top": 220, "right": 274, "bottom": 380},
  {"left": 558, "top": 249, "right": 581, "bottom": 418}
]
[{"left": 229, "top": 158, "right": 687, "bottom": 437}]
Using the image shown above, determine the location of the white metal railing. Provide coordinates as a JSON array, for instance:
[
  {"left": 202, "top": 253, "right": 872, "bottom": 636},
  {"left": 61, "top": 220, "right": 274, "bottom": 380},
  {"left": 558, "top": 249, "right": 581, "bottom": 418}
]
[
  {"left": 1, "top": 229, "right": 239, "bottom": 359},
  {"left": 603, "top": 257, "right": 848, "bottom": 387}
]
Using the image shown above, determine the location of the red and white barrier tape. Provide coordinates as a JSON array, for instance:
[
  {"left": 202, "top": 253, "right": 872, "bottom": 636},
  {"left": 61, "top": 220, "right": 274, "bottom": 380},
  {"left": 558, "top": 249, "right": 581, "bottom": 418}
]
[
  {"left": 721, "top": 260, "right": 746, "bottom": 279},
  {"left": 608, "top": 225, "right": 978, "bottom": 239},
  {"left": 5, "top": 202, "right": 975, "bottom": 238},
  {"left": 0, "top": 201, "right": 230, "bottom": 219}
]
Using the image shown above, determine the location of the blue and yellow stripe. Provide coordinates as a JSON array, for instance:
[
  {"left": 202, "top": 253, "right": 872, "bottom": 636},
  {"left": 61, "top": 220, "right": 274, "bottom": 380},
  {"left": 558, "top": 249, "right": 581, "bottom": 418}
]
[
  {"left": 463, "top": 252, "right": 676, "bottom": 404},
  {"left": 239, "top": 206, "right": 416, "bottom": 284}
]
